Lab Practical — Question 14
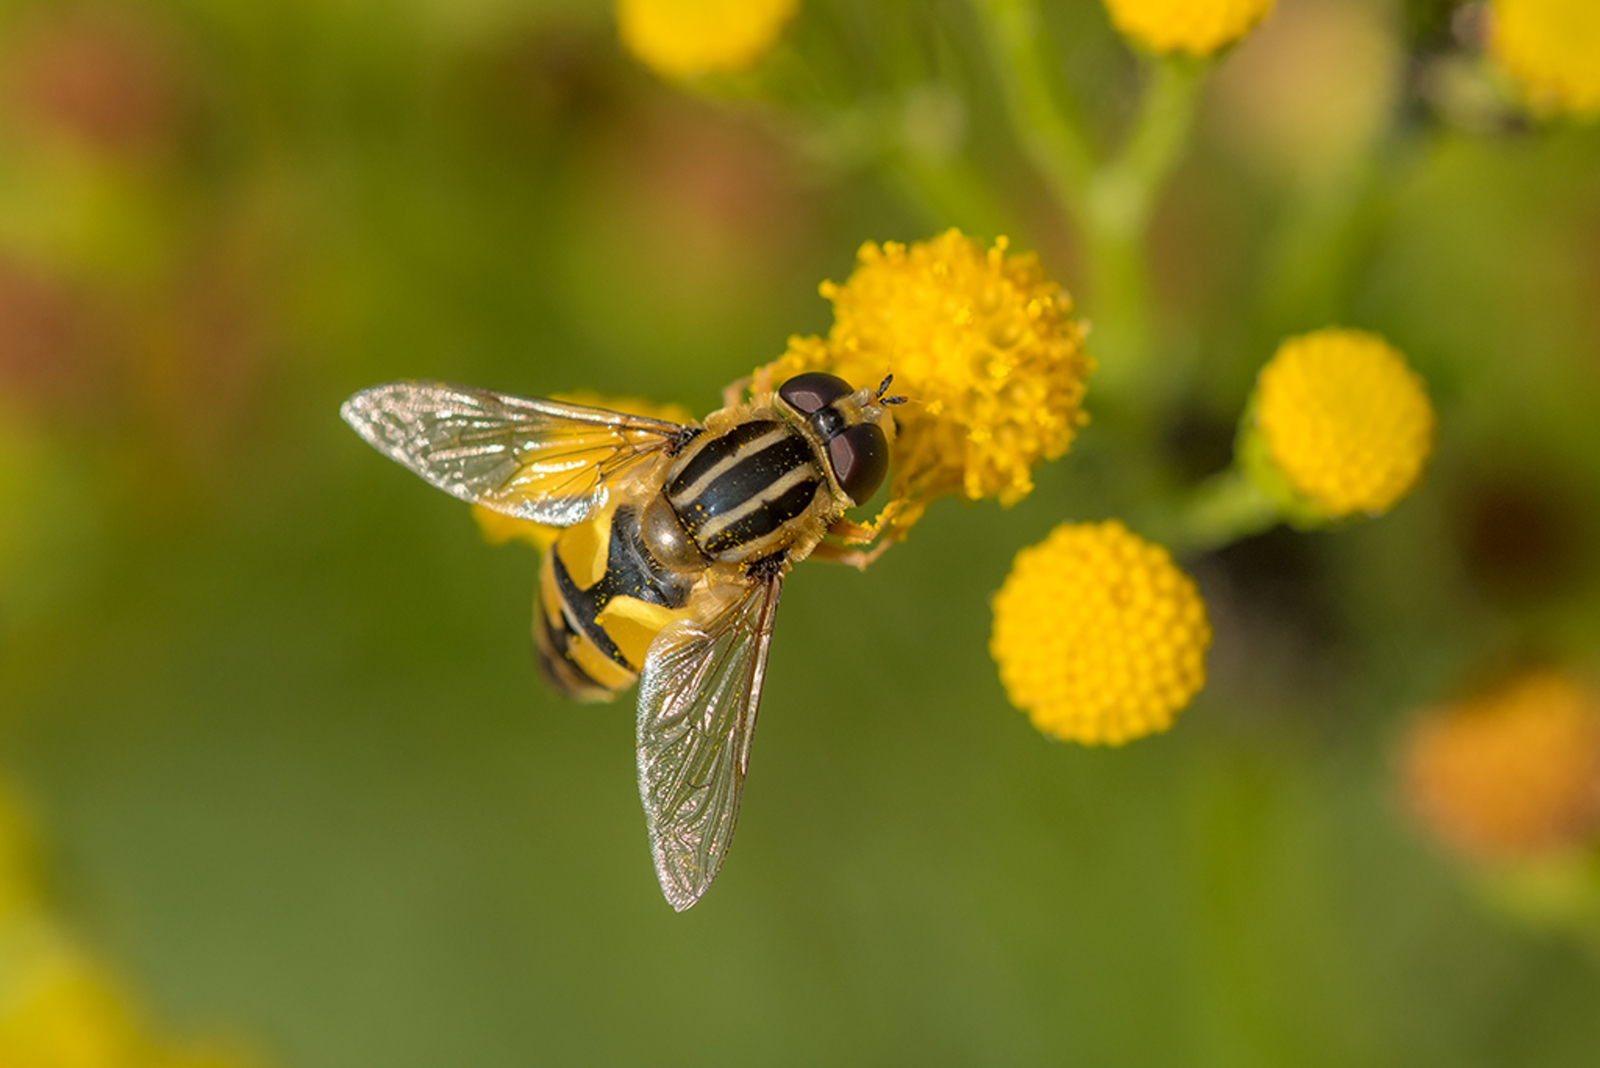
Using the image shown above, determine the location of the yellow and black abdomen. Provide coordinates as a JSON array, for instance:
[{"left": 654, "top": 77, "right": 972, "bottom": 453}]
[{"left": 535, "top": 501, "right": 699, "bottom": 701}]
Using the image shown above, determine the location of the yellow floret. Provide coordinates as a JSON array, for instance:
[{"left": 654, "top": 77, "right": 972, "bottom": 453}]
[
  {"left": 1402, "top": 672, "right": 1600, "bottom": 861},
  {"left": 1251, "top": 328, "right": 1434, "bottom": 520},
  {"left": 1489, "top": 0, "right": 1600, "bottom": 117},
  {"left": 768, "top": 231, "right": 1091, "bottom": 528},
  {"left": 472, "top": 392, "right": 693, "bottom": 551},
  {"left": 991, "top": 521, "right": 1210, "bottom": 745},
  {"left": 1103, "top": 0, "right": 1275, "bottom": 56},
  {"left": 617, "top": 0, "right": 798, "bottom": 79}
]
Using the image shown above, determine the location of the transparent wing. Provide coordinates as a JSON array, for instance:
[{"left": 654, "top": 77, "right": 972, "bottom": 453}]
[
  {"left": 340, "top": 381, "right": 687, "bottom": 527},
  {"left": 636, "top": 577, "right": 783, "bottom": 912}
]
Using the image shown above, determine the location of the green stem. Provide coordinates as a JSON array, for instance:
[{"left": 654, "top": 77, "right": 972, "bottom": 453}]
[
  {"left": 1168, "top": 465, "right": 1282, "bottom": 554},
  {"left": 886, "top": 148, "right": 1020, "bottom": 240},
  {"left": 975, "top": 0, "right": 1207, "bottom": 401},
  {"left": 1253, "top": 136, "right": 1418, "bottom": 341},
  {"left": 971, "top": 0, "right": 1094, "bottom": 209},
  {"left": 1088, "top": 58, "right": 1206, "bottom": 244},
  {"left": 1081, "top": 57, "right": 1207, "bottom": 398}
]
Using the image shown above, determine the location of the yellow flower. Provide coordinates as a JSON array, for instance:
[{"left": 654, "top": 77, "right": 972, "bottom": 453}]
[
  {"left": 0, "top": 931, "right": 148, "bottom": 1067},
  {"left": 1247, "top": 328, "right": 1434, "bottom": 521},
  {"left": 1402, "top": 672, "right": 1600, "bottom": 861},
  {"left": 617, "top": 0, "right": 798, "bottom": 79},
  {"left": 1103, "top": 0, "right": 1275, "bottom": 56},
  {"left": 0, "top": 927, "right": 259, "bottom": 1068},
  {"left": 0, "top": 783, "right": 266, "bottom": 1068},
  {"left": 765, "top": 231, "right": 1091, "bottom": 537},
  {"left": 991, "top": 521, "right": 1210, "bottom": 745},
  {"left": 1489, "top": 0, "right": 1600, "bottom": 117},
  {"left": 472, "top": 392, "right": 694, "bottom": 551}
]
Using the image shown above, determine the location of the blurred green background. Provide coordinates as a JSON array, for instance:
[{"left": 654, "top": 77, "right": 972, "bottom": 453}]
[{"left": 2, "top": 0, "right": 1600, "bottom": 1064}]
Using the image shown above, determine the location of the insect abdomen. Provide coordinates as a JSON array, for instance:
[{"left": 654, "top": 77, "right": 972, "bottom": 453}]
[
  {"left": 665, "top": 420, "right": 823, "bottom": 561},
  {"left": 536, "top": 504, "right": 699, "bottom": 700}
]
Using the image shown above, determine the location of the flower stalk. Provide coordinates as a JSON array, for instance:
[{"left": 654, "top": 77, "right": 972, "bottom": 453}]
[{"left": 975, "top": 0, "right": 1208, "bottom": 396}]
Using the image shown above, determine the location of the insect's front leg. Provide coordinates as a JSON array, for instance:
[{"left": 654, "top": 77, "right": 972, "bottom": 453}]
[
  {"left": 827, "top": 496, "right": 913, "bottom": 544},
  {"left": 812, "top": 503, "right": 909, "bottom": 570},
  {"left": 809, "top": 538, "right": 896, "bottom": 571},
  {"left": 721, "top": 364, "right": 781, "bottom": 409},
  {"left": 826, "top": 517, "right": 880, "bottom": 545},
  {"left": 720, "top": 375, "right": 750, "bottom": 408}
]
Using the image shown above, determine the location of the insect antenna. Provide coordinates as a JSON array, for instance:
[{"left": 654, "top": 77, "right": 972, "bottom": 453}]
[{"left": 875, "top": 374, "right": 909, "bottom": 407}]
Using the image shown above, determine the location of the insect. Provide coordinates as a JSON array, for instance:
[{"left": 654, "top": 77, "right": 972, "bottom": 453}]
[{"left": 341, "top": 372, "right": 904, "bottom": 910}]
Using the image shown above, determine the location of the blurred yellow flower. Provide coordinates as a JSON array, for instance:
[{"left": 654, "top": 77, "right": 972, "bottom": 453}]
[
  {"left": 1248, "top": 328, "right": 1434, "bottom": 521},
  {"left": 617, "top": 0, "right": 798, "bottom": 79},
  {"left": 0, "top": 775, "right": 265, "bottom": 1068},
  {"left": 1402, "top": 671, "right": 1600, "bottom": 861},
  {"left": 1103, "top": 0, "right": 1275, "bottom": 56},
  {"left": 0, "top": 932, "right": 147, "bottom": 1068},
  {"left": 991, "top": 521, "right": 1210, "bottom": 745},
  {"left": 766, "top": 231, "right": 1091, "bottom": 537},
  {"left": 1489, "top": 0, "right": 1600, "bottom": 117},
  {"left": 472, "top": 393, "right": 694, "bottom": 551}
]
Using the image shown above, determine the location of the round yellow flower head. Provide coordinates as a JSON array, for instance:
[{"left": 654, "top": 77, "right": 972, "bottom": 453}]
[
  {"left": 617, "top": 0, "right": 798, "bottom": 79},
  {"left": 773, "top": 231, "right": 1090, "bottom": 525},
  {"left": 472, "top": 392, "right": 694, "bottom": 551},
  {"left": 1103, "top": 0, "right": 1275, "bottom": 56},
  {"left": 1402, "top": 671, "right": 1600, "bottom": 861},
  {"left": 1489, "top": 0, "right": 1600, "bottom": 117},
  {"left": 1249, "top": 328, "right": 1434, "bottom": 521},
  {"left": 991, "top": 521, "right": 1210, "bottom": 745}
]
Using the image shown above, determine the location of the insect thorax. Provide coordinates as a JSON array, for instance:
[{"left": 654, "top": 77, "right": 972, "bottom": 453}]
[{"left": 661, "top": 417, "right": 830, "bottom": 565}]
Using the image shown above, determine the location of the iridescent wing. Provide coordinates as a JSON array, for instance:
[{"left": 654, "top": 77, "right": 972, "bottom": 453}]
[
  {"left": 340, "top": 381, "right": 689, "bottom": 527},
  {"left": 636, "top": 576, "right": 783, "bottom": 912}
]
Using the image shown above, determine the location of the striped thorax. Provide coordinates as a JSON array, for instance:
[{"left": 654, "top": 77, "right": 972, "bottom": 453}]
[{"left": 664, "top": 419, "right": 824, "bottom": 562}]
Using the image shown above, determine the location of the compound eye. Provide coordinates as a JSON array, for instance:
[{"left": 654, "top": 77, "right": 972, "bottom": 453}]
[
  {"left": 827, "top": 423, "right": 889, "bottom": 505},
  {"left": 778, "top": 372, "right": 853, "bottom": 414}
]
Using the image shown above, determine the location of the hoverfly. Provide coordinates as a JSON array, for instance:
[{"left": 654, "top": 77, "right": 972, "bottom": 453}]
[{"left": 341, "top": 372, "right": 904, "bottom": 910}]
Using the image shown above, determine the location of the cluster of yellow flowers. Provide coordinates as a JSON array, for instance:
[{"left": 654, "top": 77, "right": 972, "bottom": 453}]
[
  {"left": 615, "top": 0, "right": 1293, "bottom": 71},
  {"left": 614, "top": 0, "right": 1600, "bottom": 125},
  {"left": 0, "top": 785, "right": 258, "bottom": 1068},
  {"left": 601, "top": 0, "right": 1464, "bottom": 758},
  {"left": 1092, "top": 0, "right": 1599, "bottom": 120},
  {"left": 763, "top": 233, "right": 1216, "bottom": 745},
  {"left": 1402, "top": 671, "right": 1600, "bottom": 861},
  {"left": 482, "top": 227, "right": 1450, "bottom": 750}
]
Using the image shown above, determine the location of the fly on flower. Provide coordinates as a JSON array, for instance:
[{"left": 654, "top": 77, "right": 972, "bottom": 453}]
[{"left": 340, "top": 373, "right": 903, "bottom": 910}]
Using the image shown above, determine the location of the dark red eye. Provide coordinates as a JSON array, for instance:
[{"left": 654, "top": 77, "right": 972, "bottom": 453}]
[
  {"left": 827, "top": 424, "right": 888, "bottom": 505},
  {"left": 778, "top": 372, "right": 853, "bottom": 414}
]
